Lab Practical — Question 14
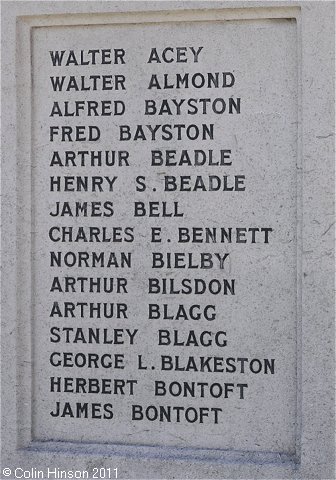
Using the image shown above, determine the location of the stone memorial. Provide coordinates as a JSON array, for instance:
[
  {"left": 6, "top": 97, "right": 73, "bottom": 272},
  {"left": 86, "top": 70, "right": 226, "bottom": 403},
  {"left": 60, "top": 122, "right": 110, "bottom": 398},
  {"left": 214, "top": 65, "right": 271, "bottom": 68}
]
[{"left": 1, "top": 2, "right": 335, "bottom": 479}]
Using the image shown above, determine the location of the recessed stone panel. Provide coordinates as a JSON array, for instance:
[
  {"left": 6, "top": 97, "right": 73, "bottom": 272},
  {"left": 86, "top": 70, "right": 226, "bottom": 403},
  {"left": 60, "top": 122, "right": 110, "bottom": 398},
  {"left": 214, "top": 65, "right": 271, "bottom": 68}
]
[{"left": 31, "top": 19, "right": 297, "bottom": 452}]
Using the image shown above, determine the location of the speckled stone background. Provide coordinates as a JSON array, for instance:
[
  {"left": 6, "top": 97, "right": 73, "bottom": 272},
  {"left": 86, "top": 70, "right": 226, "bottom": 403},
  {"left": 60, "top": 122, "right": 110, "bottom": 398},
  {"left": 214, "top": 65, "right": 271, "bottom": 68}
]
[{"left": 1, "top": 2, "right": 334, "bottom": 479}]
